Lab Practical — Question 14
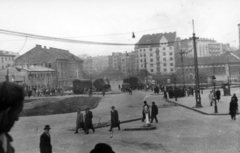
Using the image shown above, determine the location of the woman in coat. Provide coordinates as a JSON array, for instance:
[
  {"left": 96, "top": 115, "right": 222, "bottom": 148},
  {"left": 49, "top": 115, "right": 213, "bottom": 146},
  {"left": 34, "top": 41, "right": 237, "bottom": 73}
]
[{"left": 229, "top": 97, "right": 238, "bottom": 120}]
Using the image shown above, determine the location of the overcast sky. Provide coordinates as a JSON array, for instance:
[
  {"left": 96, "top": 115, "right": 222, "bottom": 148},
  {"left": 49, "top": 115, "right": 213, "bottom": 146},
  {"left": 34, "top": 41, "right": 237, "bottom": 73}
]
[{"left": 0, "top": 0, "right": 239, "bottom": 57}]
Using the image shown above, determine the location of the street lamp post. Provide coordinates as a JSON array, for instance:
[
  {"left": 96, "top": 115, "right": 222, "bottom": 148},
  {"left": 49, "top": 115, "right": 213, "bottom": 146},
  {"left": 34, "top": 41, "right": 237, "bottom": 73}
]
[
  {"left": 200, "top": 76, "right": 203, "bottom": 94},
  {"left": 174, "top": 78, "right": 177, "bottom": 101},
  {"left": 212, "top": 75, "right": 218, "bottom": 113}
]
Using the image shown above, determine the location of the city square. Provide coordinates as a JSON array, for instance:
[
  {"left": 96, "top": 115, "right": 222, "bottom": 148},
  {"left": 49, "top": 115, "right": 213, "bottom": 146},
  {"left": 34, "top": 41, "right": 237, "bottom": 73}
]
[{"left": 0, "top": 1, "right": 240, "bottom": 153}]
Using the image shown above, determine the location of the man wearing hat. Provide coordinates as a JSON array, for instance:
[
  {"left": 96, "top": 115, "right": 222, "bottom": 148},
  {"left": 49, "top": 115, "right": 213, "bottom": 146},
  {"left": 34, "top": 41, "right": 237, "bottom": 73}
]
[
  {"left": 109, "top": 106, "right": 120, "bottom": 131},
  {"left": 84, "top": 108, "right": 95, "bottom": 134},
  {"left": 40, "top": 125, "right": 52, "bottom": 153}
]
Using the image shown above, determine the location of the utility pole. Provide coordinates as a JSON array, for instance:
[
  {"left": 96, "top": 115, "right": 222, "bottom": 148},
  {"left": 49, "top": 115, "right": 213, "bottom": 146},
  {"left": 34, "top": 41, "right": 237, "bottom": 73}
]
[
  {"left": 6, "top": 69, "right": 9, "bottom": 82},
  {"left": 190, "top": 19, "right": 202, "bottom": 108},
  {"left": 179, "top": 49, "right": 186, "bottom": 87}
]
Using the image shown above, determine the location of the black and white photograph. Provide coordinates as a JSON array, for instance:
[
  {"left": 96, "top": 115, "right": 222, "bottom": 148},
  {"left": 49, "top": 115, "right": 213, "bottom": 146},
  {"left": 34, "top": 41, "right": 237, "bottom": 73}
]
[{"left": 0, "top": 0, "right": 240, "bottom": 152}]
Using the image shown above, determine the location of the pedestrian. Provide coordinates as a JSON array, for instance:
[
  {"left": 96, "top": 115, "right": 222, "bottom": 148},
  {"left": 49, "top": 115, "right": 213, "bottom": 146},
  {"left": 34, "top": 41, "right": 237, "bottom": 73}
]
[
  {"left": 102, "top": 88, "right": 105, "bottom": 97},
  {"left": 128, "top": 88, "right": 132, "bottom": 95},
  {"left": 84, "top": 108, "right": 95, "bottom": 134},
  {"left": 90, "top": 143, "right": 115, "bottom": 153},
  {"left": 150, "top": 102, "right": 158, "bottom": 123},
  {"left": 88, "top": 88, "right": 93, "bottom": 97},
  {"left": 109, "top": 106, "right": 120, "bottom": 131},
  {"left": 40, "top": 125, "right": 52, "bottom": 153},
  {"left": 0, "top": 82, "right": 24, "bottom": 153},
  {"left": 215, "top": 88, "right": 221, "bottom": 102},
  {"left": 208, "top": 91, "right": 214, "bottom": 106},
  {"left": 118, "top": 84, "right": 120, "bottom": 89},
  {"left": 75, "top": 108, "right": 85, "bottom": 134},
  {"left": 232, "top": 94, "right": 238, "bottom": 103},
  {"left": 142, "top": 101, "right": 150, "bottom": 122},
  {"left": 229, "top": 97, "right": 238, "bottom": 120}
]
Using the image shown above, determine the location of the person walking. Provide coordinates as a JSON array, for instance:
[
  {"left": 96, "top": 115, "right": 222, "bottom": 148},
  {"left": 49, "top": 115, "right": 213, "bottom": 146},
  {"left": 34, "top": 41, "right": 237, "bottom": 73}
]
[
  {"left": 215, "top": 89, "right": 221, "bottom": 102},
  {"left": 40, "top": 125, "right": 52, "bottom": 153},
  {"left": 150, "top": 102, "right": 158, "bottom": 123},
  {"left": 142, "top": 101, "right": 150, "bottom": 122},
  {"left": 109, "top": 106, "right": 120, "bottom": 131},
  {"left": 75, "top": 109, "right": 85, "bottom": 134},
  {"left": 208, "top": 91, "right": 214, "bottom": 106},
  {"left": 84, "top": 108, "right": 95, "bottom": 134},
  {"left": 102, "top": 88, "right": 105, "bottom": 97},
  {"left": 232, "top": 94, "right": 238, "bottom": 103},
  {"left": 0, "top": 82, "right": 24, "bottom": 153},
  {"left": 229, "top": 97, "right": 238, "bottom": 120}
]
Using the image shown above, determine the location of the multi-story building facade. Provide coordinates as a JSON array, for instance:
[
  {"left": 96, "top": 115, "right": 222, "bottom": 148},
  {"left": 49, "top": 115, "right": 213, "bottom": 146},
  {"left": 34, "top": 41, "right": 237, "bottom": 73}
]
[
  {"left": 15, "top": 44, "right": 84, "bottom": 88},
  {"left": 175, "top": 53, "right": 240, "bottom": 83},
  {"left": 182, "top": 38, "right": 224, "bottom": 57},
  {"left": 83, "top": 55, "right": 109, "bottom": 78},
  {"left": 0, "top": 65, "right": 56, "bottom": 90},
  {"left": 0, "top": 51, "right": 18, "bottom": 70},
  {"left": 135, "top": 32, "right": 177, "bottom": 75}
]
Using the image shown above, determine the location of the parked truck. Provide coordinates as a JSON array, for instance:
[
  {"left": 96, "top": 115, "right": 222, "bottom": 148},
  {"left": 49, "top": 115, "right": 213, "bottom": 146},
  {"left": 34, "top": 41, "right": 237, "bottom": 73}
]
[
  {"left": 72, "top": 79, "right": 92, "bottom": 94},
  {"left": 93, "top": 78, "right": 111, "bottom": 91},
  {"left": 123, "top": 77, "right": 144, "bottom": 89}
]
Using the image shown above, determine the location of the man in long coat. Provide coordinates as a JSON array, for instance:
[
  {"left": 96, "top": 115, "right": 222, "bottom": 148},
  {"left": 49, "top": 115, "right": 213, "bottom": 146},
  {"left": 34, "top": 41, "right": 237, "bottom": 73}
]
[
  {"left": 75, "top": 109, "right": 85, "bottom": 134},
  {"left": 109, "top": 106, "right": 120, "bottom": 131},
  {"left": 215, "top": 89, "right": 221, "bottom": 102},
  {"left": 84, "top": 108, "right": 95, "bottom": 134},
  {"left": 150, "top": 102, "right": 158, "bottom": 123},
  {"left": 40, "top": 125, "right": 52, "bottom": 153}
]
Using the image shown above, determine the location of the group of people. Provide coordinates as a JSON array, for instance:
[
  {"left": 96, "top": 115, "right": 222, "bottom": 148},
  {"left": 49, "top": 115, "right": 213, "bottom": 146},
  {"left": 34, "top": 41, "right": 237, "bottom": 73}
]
[
  {"left": 75, "top": 108, "right": 95, "bottom": 134},
  {"left": 142, "top": 101, "right": 159, "bottom": 124},
  {"left": 161, "top": 85, "right": 194, "bottom": 100},
  {"left": 26, "top": 87, "right": 64, "bottom": 98}
]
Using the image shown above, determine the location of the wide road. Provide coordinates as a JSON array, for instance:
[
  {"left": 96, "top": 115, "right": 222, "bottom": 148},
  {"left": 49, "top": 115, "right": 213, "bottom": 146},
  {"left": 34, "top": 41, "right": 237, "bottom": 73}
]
[{"left": 11, "top": 88, "right": 240, "bottom": 153}]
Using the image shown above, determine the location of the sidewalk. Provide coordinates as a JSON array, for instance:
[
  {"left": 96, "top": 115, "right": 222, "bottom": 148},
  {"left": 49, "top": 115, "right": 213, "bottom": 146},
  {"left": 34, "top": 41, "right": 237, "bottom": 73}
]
[{"left": 168, "top": 88, "right": 240, "bottom": 115}]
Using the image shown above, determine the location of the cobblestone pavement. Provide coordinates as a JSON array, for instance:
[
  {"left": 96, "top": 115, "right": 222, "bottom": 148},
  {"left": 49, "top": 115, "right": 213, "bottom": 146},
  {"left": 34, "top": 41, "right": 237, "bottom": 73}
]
[{"left": 10, "top": 87, "right": 240, "bottom": 153}]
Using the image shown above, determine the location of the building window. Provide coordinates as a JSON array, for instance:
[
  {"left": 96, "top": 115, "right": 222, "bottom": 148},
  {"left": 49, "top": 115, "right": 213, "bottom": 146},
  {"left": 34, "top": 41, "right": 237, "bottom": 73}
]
[
  {"left": 140, "top": 59, "right": 143, "bottom": 62},
  {"left": 151, "top": 69, "right": 154, "bottom": 72},
  {"left": 171, "top": 68, "right": 174, "bottom": 71},
  {"left": 150, "top": 48, "right": 152, "bottom": 51},
  {"left": 163, "top": 47, "right": 165, "bottom": 50},
  {"left": 150, "top": 64, "right": 153, "bottom": 67},
  {"left": 170, "top": 52, "right": 173, "bottom": 55},
  {"left": 164, "top": 68, "right": 167, "bottom": 72},
  {"left": 150, "top": 53, "right": 153, "bottom": 57},
  {"left": 170, "top": 57, "right": 173, "bottom": 61},
  {"left": 141, "top": 64, "right": 143, "bottom": 68},
  {"left": 169, "top": 46, "right": 172, "bottom": 50},
  {"left": 170, "top": 63, "right": 173, "bottom": 66},
  {"left": 163, "top": 53, "right": 166, "bottom": 56},
  {"left": 150, "top": 59, "right": 153, "bottom": 62},
  {"left": 140, "top": 54, "right": 142, "bottom": 57},
  {"left": 163, "top": 58, "right": 166, "bottom": 61},
  {"left": 164, "top": 63, "right": 166, "bottom": 66}
]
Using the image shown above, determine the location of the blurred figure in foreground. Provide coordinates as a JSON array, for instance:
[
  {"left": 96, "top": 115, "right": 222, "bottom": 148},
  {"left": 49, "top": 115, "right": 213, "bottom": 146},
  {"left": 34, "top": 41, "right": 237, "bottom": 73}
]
[
  {"left": 0, "top": 82, "right": 24, "bottom": 153},
  {"left": 90, "top": 143, "right": 115, "bottom": 153}
]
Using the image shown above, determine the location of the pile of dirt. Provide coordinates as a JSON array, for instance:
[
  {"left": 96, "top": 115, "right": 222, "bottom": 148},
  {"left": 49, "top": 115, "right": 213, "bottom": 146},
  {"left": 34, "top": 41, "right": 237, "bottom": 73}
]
[{"left": 20, "top": 97, "right": 100, "bottom": 117}]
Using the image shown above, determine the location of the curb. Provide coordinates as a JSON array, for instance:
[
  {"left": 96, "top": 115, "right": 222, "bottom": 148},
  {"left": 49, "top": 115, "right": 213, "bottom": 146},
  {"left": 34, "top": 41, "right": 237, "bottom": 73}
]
[
  {"left": 167, "top": 100, "right": 232, "bottom": 116},
  {"left": 124, "top": 125, "right": 156, "bottom": 131},
  {"left": 94, "top": 118, "right": 142, "bottom": 129}
]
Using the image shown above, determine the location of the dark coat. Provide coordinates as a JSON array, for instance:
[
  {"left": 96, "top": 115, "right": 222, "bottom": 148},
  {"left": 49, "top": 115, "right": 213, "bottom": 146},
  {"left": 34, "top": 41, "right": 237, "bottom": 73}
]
[
  {"left": 229, "top": 100, "right": 238, "bottom": 114},
  {"left": 85, "top": 111, "right": 93, "bottom": 129},
  {"left": 0, "top": 133, "right": 14, "bottom": 153},
  {"left": 40, "top": 132, "right": 52, "bottom": 153},
  {"left": 111, "top": 110, "right": 119, "bottom": 127},
  {"left": 215, "top": 90, "right": 221, "bottom": 100},
  {"left": 151, "top": 104, "right": 158, "bottom": 116}
]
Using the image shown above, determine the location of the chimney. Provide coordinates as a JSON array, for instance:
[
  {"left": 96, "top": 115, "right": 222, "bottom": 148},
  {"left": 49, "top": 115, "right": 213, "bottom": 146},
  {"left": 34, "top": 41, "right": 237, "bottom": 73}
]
[
  {"left": 36, "top": 44, "right": 41, "bottom": 48},
  {"left": 44, "top": 46, "right": 47, "bottom": 49}
]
